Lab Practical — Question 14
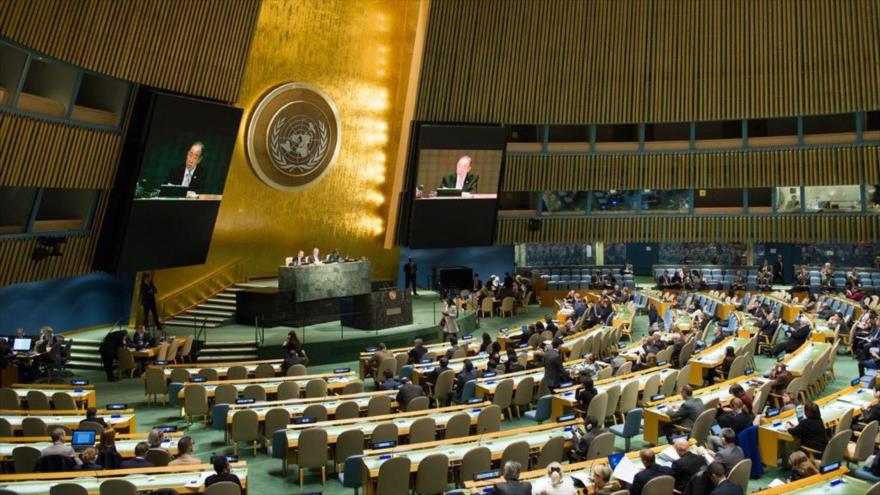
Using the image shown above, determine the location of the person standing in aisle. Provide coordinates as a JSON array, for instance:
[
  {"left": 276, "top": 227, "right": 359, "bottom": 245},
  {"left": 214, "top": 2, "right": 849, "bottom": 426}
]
[{"left": 404, "top": 257, "right": 418, "bottom": 296}]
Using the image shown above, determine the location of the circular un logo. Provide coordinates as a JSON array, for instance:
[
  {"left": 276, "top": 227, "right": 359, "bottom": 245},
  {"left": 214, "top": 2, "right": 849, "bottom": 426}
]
[{"left": 246, "top": 83, "right": 341, "bottom": 191}]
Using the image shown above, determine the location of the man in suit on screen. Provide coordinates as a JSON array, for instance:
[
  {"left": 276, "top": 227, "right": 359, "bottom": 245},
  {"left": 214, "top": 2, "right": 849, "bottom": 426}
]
[
  {"left": 165, "top": 142, "right": 208, "bottom": 194},
  {"left": 439, "top": 155, "right": 479, "bottom": 193}
]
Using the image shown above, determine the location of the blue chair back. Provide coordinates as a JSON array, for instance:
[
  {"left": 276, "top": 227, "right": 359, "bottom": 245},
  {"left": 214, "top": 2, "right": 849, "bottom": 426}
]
[
  {"left": 623, "top": 408, "right": 643, "bottom": 437},
  {"left": 168, "top": 383, "right": 184, "bottom": 407},
  {"left": 211, "top": 404, "right": 230, "bottom": 430},
  {"left": 398, "top": 365, "right": 413, "bottom": 381},
  {"left": 458, "top": 379, "right": 477, "bottom": 403},
  {"left": 532, "top": 395, "right": 552, "bottom": 422},
  {"left": 663, "top": 310, "right": 673, "bottom": 330},
  {"left": 341, "top": 454, "right": 364, "bottom": 490}
]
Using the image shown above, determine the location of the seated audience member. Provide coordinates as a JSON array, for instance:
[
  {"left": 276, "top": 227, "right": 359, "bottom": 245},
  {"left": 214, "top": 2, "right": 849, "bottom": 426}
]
[
  {"left": 788, "top": 450, "right": 819, "bottom": 481},
  {"left": 407, "top": 338, "right": 428, "bottom": 364},
  {"left": 147, "top": 427, "right": 168, "bottom": 450},
  {"left": 378, "top": 369, "right": 400, "bottom": 391},
  {"left": 453, "top": 359, "right": 480, "bottom": 402},
  {"left": 570, "top": 415, "right": 604, "bottom": 461},
  {"left": 97, "top": 429, "right": 122, "bottom": 470},
  {"left": 445, "top": 335, "right": 461, "bottom": 359},
  {"left": 707, "top": 461, "right": 743, "bottom": 495},
  {"left": 504, "top": 348, "right": 524, "bottom": 373},
  {"left": 169, "top": 436, "right": 200, "bottom": 466},
  {"left": 771, "top": 315, "right": 811, "bottom": 357},
  {"left": 855, "top": 385, "right": 880, "bottom": 431},
  {"left": 672, "top": 437, "right": 706, "bottom": 493},
  {"left": 368, "top": 342, "right": 393, "bottom": 377},
  {"left": 81, "top": 407, "right": 109, "bottom": 428},
  {"left": 710, "top": 326, "right": 726, "bottom": 346},
  {"left": 40, "top": 428, "right": 82, "bottom": 469},
  {"left": 706, "top": 346, "right": 735, "bottom": 384},
  {"left": 728, "top": 385, "right": 753, "bottom": 414},
  {"left": 709, "top": 399, "right": 754, "bottom": 450},
  {"left": 282, "top": 346, "right": 309, "bottom": 373},
  {"left": 479, "top": 333, "right": 493, "bottom": 353},
  {"left": 526, "top": 350, "right": 544, "bottom": 370},
  {"left": 120, "top": 442, "right": 153, "bottom": 469},
  {"left": 395, "top": 377, "right": 425, "bottom": 410},
  {"left": 630, "top": 449, "right": 674, "bottom": 495},
  {"left": 206, "top": 456, "right": 242, "bottom": 489},
  {"left": 586, "top": 463, "right": 620, "bottom": 495},
  {"left": 701, "top": 428, "right": 744, "bottom": 472},
  {"left": 633, "top": 352, "right": 657, "bottom": 372},
  {"left": 785, "top": 401, "right": 828, "bottom": 452},
  {"left": 579, "top": 353, "right": 603, "bottom": 378},
  {"left": 492, "top": 460, "right": 531, "bottom": 495},
  {"left": 78, "top": 447, "right": 102, "bottom": 470},
  {"left": 576, "top": 376, "right": 598, "bottom": 413},
  {"left": 605, "top": 348, "right": 626, "bottom": 373},
  {"left": 131, "top": 325, "right": 149, "bottom": 349},
  {"left": 532, "top": 461, "right": 577, "bottom": 495},
  {"left": 663, "top": 385, "right": 703, "bottom": 443},
  {"left": 424, "top": 357, "right": 451, "bottom": 396},
  {"left": 767, "top": 363, "right": 793, "bottom": 396}
]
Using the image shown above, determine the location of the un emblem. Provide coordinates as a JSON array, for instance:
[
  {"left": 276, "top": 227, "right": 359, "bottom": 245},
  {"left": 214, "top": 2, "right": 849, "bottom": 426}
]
[{"left": 246, "top": 83, "right": 341, "bottom": 190}]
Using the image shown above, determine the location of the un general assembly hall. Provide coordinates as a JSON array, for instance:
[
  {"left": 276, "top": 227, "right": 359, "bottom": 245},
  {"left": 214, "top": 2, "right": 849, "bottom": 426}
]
[{"left": 2, "top": 1, "right": 880, "bottom": 494}]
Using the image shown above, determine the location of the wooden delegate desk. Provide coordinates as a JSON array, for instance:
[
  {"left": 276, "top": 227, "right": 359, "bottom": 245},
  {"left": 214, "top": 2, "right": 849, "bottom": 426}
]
[
  {"left": 465, "top": 439, "right": 698, "bottom": 490},
  {"left": 223, "top": 389, "right": 400, "bottom": 425},
  {"left": 758, "top": 385, "right": 873, "bottom": 467},
  {"left": 809, "top": 319, "right": 838, "bottom": 343},
  {"left": 177, "top": 372, "right": 358, "bottom": 404},
  {"left": 643, "top": 374, "right": 768, "bottom": 445},
  {"left": 0, "top": 409, "right": 136, "bottom": 433},
  {"left": 551, "top": 365, "right": 674, "bottom": 418},
  {"left": 612, "top": 303, "right": 635, "bottom": 328},
  {"left": 687, "top": 336, "right": 751, "bottom": 386},
  {"left": 761, "top": 294, "right": 804, "bottom": 323},
  {"left": 0, "top": 433, "right": 182, "bottom": 460},
  {"left": 473, "top": 358, "right": 588, "bottom": 399},
  {"left": 280, "top": 402, "right": 490, "bottom": 468},
  {"left": 780, "top": 341, "right": 832, "bottom": 376},
  {"left": 358, "top": 340, "right": 473, "bottom": 378},
  {"left": 360, "top": 420, "right": 580, "bottom": 495},
  {"left": 9, "top": 384, "right": 96, "bottom": 408},
  {"left": 496, "top": 318, "right": 548, "bottom": 350},
  {"left": 643, "top": 291, "right": 674, "bottom": 319},
  {"left": 153, "top": 359, "right": 284, "bottom": 380},
  {"left": 699, "top": 292, "right": 736, "bottom": 320},
  {"left": 0, "top": 462, "right": 247, "bottom": 495},
  {"left": 751, "top": 469, "right": 869, "bottom": 495},
  {"left": 824, "top": 295, "right": 862, "bottom": 319},
  {"left": 132, "top": 337, "right": 186, "bottom": 359}
]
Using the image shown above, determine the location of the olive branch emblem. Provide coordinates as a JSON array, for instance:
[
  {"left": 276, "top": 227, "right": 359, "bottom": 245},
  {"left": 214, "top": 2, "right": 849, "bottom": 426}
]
[{"left": 268, "top": 116, "right": 329, "bottom": 173}]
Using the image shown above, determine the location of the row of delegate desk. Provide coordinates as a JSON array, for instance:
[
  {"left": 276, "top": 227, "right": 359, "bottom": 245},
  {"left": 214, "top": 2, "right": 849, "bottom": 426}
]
[
  {"left": 2, "top": 383, "right": 97, "bottom": 409},
  {"left": 0, "top": 462, "right": 248, "bottom": 494}
]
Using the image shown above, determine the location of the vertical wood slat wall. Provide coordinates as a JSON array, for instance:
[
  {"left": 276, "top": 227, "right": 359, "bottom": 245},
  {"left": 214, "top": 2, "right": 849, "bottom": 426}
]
[
  {"left": 417, "top": 0, "right": 880, "bottom": 124},
  {"left": 497, "top": 216, "right": 880, "bottom": 244},
  {"left": 502, "top": 145, "right": 880, "bottom": 191},
  {"left": 0, "top": 0, "right": 261, "bottom": 103}
]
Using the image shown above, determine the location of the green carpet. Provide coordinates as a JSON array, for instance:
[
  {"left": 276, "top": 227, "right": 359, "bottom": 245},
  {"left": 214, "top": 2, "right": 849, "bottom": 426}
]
[{"left": 68, "top": 312, "right": 862, "bottom": 494}]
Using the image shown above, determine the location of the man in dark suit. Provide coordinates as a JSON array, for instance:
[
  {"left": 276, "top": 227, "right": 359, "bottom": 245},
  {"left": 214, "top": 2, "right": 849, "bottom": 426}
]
[
  {"left": 664, "top": 385, "right": 704, "bottom": 442},
  {"left": 165, "top": 142, "right": 208, "bottom": 194},
  {"left": 492, "top": 460, "right": 531, "bottom": 495},
  {"left": 120, "top": 442, "right": 154, "bottom": 469},
  {"left": 771, "top": 315, "right": 811, "bottom": 357},
  {"left": 205, "top": 456, "right": 243, "bottom": 489},
  {"left": 404, "top": 258, "right": 418, "bottom": 296},
  {"left": 631, "top": 449, "right": 674, "bottom": 495},
  {"left": 672, "top": 438, "right": 706, "bottom": 493},
  {"left": 131, "top": 325, "right": 149, "bottom": 350},
  {"left": 395, "top": 377, "right": 425, "bottom": 411},
  {"left": 439, "top": 155, "right": 480, "bottom": 193},
  {"left": 407, "top": 338, "right": 427, "bottom": 364},
  {"left": 707, "top": 461, "right": 743, "bottom": 495},
  {"left": 140, "top": 272, "right": 161, "bottom": 330},
  {"left": 542, "top": 339, "right": 565, "bottom": 392}
]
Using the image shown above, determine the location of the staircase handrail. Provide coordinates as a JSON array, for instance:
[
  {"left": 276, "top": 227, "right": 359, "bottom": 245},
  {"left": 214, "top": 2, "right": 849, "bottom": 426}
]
[{"left": 158, "top": 259, "right": 246, "bottom": 320}]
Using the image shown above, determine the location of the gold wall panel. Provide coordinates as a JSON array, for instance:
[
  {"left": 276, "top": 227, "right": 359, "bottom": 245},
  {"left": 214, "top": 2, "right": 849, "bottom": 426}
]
[
  {"left": 502, "top": 145, "right": 880, "bottom": 191},
  {"left": 497, "top": 215, "right": 880, "bottom": 244},
  {"left": 417, "top": 0, "right": 880, "bottom": 124},
  {"left": 0, "top": 114, "right": 121, "bottom": 188},
  {"left": 0, "top": 0, "right": 260, "bottom": 102},
  {"left": 152, "top": 0, "right": 422, "bottom": 295}
]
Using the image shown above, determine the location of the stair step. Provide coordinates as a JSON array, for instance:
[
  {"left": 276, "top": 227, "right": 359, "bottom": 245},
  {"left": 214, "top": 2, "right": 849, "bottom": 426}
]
[
  {"left": 215, "top": 293, "right": 237, "bottom": 300},
  {"left": 198, "top": 303, "right": 235, "bottom": 311},
  {"left": 165, "top": 319, "right": 223, "bottom": 329},
  {"left": 196, "top": 354, "right": 258, "bottom": 362},
  {"left": 188, "top": 309, "right": 234, "bottom": 317},
  {"left": 225, "top": 287, "right": 245, "bottom": 292},
  {"left": 199, "top": 347, "right": 257, "bottom": 354},
  {"left": 170, "top": 315, "right": 228, "bottom": 323},
  {"left": 70, "top": 339, "right": 103, "bottom": 345},
  {"left": 66, "top": 360, "right": 105, "bottom": 370},
  {"left": 202, "top": 340, "right": 257, "bottom": 346}
]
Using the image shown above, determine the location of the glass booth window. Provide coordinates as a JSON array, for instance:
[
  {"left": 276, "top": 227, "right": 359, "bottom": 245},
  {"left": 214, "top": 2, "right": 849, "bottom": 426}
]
[
  {"left": 640, "top": 189, "right": 690, "bottom": 213},
  {"left": 590, "top": 190, "right": 638, "bottom": 214},
  {"left": 775, "top": 187, "right": 801, "bottom": 212},
  {"left": 868, "top": 185, "right": 880, "bottom": 212},
  {"left": 694, "top": 189, "right": 743, "bottom": 214},
  {"left": 803, "top": 185, "right": 862, "bottom": 213},
  {"left": 541, "top": 191, "right": 587, "bottom": 215},
  {"left": 0, "top": 187, "right": 38, "bottom": 234}
]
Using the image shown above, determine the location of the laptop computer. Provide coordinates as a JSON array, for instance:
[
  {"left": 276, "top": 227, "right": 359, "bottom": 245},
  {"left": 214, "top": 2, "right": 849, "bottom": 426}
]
[
  {"left": 159, "top": 184, "right": 189, "bottom": 198},
  {"left": 12, "top": 338, "right": 31, "bottom": 353},
  {"left": 71, "top": 430, "right": 96, "bottom": 452}
]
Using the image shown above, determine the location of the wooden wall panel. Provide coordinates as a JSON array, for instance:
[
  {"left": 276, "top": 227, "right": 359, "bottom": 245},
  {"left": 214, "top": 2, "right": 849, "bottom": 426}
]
[
  {"left": 502, "top": 145, "right": 880, "bottom": 191},
  {"left": 497, "top": 215, "right": 880, "bottom": 244},
  {"left": 0, "top": 0, "right": 260, "bottom": 102},
  {"left": 418, "top": 0, "right": 880, "bottom": 124},
  {"left": 0, "top": 114, "right": 121, "bottom": 188}
]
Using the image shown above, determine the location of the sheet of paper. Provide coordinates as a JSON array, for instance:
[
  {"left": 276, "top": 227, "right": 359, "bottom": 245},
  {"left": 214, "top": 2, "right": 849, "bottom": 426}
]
[
  {"left": 768, "top": 478, "right": 786, "bottom": 488},
  {"left": 611, "top": 455, "right": 640, "bottom": 484},
  {"left": 660, "top": 445, "right": 680, "bottom": 461}
]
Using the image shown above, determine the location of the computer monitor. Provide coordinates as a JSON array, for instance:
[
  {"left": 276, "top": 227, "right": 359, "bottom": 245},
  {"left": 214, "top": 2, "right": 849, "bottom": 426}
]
[
  {"left": 71, "top": 430, "right": 96, "bottom": 451},
  {"left": 12, "top": 338, "right": 31, "bottom": 352}
]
